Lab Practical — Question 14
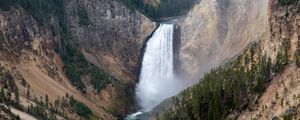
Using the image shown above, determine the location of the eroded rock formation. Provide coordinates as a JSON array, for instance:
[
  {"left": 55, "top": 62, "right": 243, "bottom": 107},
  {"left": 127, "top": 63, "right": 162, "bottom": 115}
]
[{"left": 176, "top": 0, "right": 270, "bottom": 81}]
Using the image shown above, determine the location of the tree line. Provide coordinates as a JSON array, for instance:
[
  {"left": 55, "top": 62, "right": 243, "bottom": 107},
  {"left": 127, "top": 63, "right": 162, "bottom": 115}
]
[
  {"left": 160, "top": 36, "right": 293, "bottom": 120},
  {"left": 119, "top": 0, "right": 197, "bottom": 21}
]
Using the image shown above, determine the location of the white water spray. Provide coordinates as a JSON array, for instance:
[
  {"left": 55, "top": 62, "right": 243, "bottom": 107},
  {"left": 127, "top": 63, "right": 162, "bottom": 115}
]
[{"left": 136, "top": 23, "right": 186, "bottom": 112}]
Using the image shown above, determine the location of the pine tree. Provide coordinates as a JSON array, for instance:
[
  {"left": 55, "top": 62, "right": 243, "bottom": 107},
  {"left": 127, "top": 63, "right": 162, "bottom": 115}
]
[
  {"left": 16, "top": 115, "right": 21, "bottom": 120},
  {"left": 275, "top": 51, "right": 285, "bottom": 73},
  {"left": 15, "top": 87, "right": 20, "bottom": 104},
  {"left": 26, "top": 89, "right": 30, "bottom": 99},
  {"left": 0, "top": 87, "right": 4, "bottom": 103},
  {"left": 296, "top": 51, "right": 300, "bottom": 67},
  {"left": 45, "top": 94, "right": 49, "bottom": 107}
]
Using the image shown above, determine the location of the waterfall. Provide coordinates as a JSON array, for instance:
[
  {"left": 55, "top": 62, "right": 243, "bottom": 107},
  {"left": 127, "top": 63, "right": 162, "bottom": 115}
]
[{"left": 136, "top": 23, "right": 185, "bottom": 112}]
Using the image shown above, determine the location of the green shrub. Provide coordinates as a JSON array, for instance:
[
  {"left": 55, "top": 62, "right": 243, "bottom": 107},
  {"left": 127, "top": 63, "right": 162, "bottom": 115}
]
[
  {"left": 0, "top": 0, "right": 17, "bottom": 11},
  {"left": 61, "top": 44, "right": 112, "bottom": 92},
  {"left": 78, "top": 5, "right": 90, "bottom": 26},
  {"left": 17, "top": 0, "right": 66, "bottom": 26},
  {"left": 295, "top": 50, "right": 300, "bottom": 67},
  {"left": 69, "top": 97, "right": 92, "bottom": 118},
  {"left": 278, "top": 0, "right": 297, "bottom": 5},
  {"left": 274, "top": 39, "right": 291, "bottom": 73},
  {"left": 90, "top": 67, "right": 112, "bottom": 92},
  {"left": 274, "top": 51, "right": 285, "bottom": 73}
]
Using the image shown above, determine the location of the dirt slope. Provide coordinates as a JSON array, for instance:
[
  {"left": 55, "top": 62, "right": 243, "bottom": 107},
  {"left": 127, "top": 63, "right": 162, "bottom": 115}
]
[
  {"left": 16, "top": 62, "right": 116, "bottom": 119},
  {"left": 10, "top": 108, "right": 37, "bottom": 120},
  {"left": 238, "top": 64, "right": 300, "bottom": 120},
  {"left": 237, "top": 0, "right": 300, "bottom": 119}
]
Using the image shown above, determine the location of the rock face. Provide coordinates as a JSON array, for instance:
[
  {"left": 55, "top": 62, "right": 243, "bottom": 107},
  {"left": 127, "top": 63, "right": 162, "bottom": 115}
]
[
  {"left": 65, "top": 0, "right": 156, "bottom": 83},
  {"left": 141, "top": 0, "right": 271, "bottom": 118},
  {"left": 64, "top": 0, "right": 156, "bottom": 116},
  {"left": 0, "top": 6, "right": 119, "bottom": 120},
  {"left": 0, "top": 8, "right": 55, "bottom": 63},
  {"left": 176, "top": 0, "right": 270, "bottom": 80},
  {"left": 237, "top": 0, "right": 300, "bottom": 119},
  {"left": 0, "top": 0, "right": 156, "bottom": 119}
]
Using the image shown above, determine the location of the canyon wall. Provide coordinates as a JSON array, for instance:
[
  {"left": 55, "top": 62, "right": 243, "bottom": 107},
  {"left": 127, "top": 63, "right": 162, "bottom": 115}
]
[
  {"left": 141, "top": 0, "right": 272, "bottom": 118},
  {"left": 176, "top": 0, "right": 270, "bottom": 81},
  {"left": 0, "top": 0, "right": 156, "bottom": 119},
  {"left": 65, "top": 0, "right": 156, "bottom": 83},
  {"left": 238, "top": 0, "right": 300, "bottom": 119}
]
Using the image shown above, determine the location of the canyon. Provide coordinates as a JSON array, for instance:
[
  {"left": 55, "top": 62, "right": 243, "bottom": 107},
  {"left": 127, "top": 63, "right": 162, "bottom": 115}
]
[{"left": 0, "top": 0, "right": 299, "bottom": 119}]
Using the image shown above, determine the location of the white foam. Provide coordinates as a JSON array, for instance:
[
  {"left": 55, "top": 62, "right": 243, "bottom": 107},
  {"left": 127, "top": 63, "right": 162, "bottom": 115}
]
[{"left": 136, "top": 24, "right": 186, "bottom": 111}]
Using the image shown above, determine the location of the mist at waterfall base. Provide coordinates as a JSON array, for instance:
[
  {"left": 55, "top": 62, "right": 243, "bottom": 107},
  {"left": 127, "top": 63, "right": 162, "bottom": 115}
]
[
  {"left": 136, "top": 23, "right": 189, "bottom": 113},
  {"left": 125, "top": 23, "right": 188, "bottom": 120}
]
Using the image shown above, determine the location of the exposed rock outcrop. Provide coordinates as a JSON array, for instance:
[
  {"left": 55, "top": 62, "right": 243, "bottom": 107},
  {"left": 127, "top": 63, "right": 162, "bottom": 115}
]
[
  {"left": 65, "top": 0, "right": 156, "bottom": 83},
  {"left": 237, "top": 0, "right": 300, "bottom": 119},
  {"left": 0, "top": 7, "right": 117, "bottom": 119},
  {"left": 176, "top": 0, "right": 270, "bottom": 81},
  {"left": 0, "top": 0, "right": 156, "bottom": 119},
  {"left": 142, "top": 0, "right": 272, "bottom": 118}
]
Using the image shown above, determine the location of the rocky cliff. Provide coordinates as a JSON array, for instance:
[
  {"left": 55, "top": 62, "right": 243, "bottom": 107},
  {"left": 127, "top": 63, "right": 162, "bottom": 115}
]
[
  {"left": 238, "top": 0, "right": 300, "bottom": 119},
  {"left": 175, "top": 0, "right": 270, "bottom": 81},
  {"left": 65, "top": 0, "right": 155, "bottom": 83},
  {"left": 138, "top": 0, "right": 270, "bottom": 118},
  {"left": 0, "top": 0, "right": 155, "bottom": 119},
  {"left": 149, "top": 0, "right": 300, "bottom": 119}
]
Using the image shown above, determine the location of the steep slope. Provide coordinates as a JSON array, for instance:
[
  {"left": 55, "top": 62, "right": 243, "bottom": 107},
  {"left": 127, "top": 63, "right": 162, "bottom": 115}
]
[
  {"left": 119, "top": 0, "right": 197, "bottom": 21},
  {"left": 156, "top": 0, "right": 300, "bottom": 119},
  {"left": 175, "top": 0, "right": 270, "bottom": 81},
  {"left": 0, "top": 0, "right": 155, "bottom": 119},
  {"left": 63, "top": 0, "right": 156, "bottom": 116},
  {"left": 0, "top": 6, "right": 116, "bottom": 119},
  {"left": 238, "top": 0, "right": 300, "bottom": 119},
  {"left": 138, "top": 0, "right": 271, "bottom": 118},
  {"left": 65, "top": 0, "right": 155, "bottom": 83}
]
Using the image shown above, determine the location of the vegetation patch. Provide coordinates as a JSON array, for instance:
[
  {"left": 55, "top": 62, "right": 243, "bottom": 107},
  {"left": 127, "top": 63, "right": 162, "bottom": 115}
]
[
  {"left": 0, "top": 0, "right": 113, "bottom": 93},
  {"left": 0, "top": 0, "right": 66, "bottom": 28},
  {"left": 278, "top": 0, "right": 298, "bottom": 5},
  {"left": 161, "top": 54, "right": 272, "bottom": 120},
  {"left": 296, "top": 50, "right": 300, "bottom": 67},
  {"left": 77, "top": 5, "right": 91, "bottom": 26},
  {"left": 118, "top": 0, "right": 197, "bottom": 21},
  {"left": 160, "top": 38, "right": 292, "bottom": 119},
  {"left": 62, "top": 44, "right": 112, "bottom": 92},
  {"left": 69, "top": 96, "right": 92, "bottom": 118}
]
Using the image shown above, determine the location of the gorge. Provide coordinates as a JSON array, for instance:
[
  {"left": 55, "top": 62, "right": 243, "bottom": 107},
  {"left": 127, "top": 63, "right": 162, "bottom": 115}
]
[
  {"left": 136, "top": 23, "right": 189, "bottom": 112},
  {"left": 0, "top": 0, "right": 299, "bottom": 120}
]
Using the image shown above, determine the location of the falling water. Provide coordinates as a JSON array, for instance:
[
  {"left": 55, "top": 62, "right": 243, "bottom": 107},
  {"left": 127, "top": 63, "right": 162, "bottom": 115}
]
[{"left": 135, "top": 23, "right": 185, "bottom": 112}]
